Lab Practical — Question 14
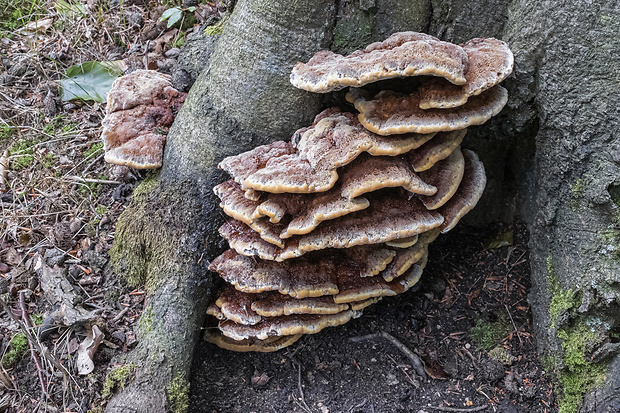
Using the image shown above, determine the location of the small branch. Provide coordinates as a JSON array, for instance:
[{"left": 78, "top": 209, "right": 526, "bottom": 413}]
[
  {"left": 68, "top": 176, "right": 122, "bottom": 185},
  {"left": 428, "top": 405, "right": 488, "bottom": 412},
  {"left": 350, "top": 331, "right": 426, "bottom": 378},
  {"left": 0, "top": 149, "right": 8, "bottom": 190},
  {"left": 504, "top": 303, "right": 523, "bottom": 346},
  {"left": 18, "top": 291, "right": 48, "bottom": 397},
  {"left": 293, "top": 361, "right": 312, "bottom": 413}
]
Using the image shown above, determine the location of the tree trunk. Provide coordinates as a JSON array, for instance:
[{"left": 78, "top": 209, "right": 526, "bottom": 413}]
[{"left": 106, "top": 0, "right": 620, "bottom": 412}]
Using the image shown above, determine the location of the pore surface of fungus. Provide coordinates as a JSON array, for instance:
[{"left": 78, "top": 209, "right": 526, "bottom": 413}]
[
  {"left": 290, "top": 32, "right": 469, "bottom": 92},
  {"left": 204, "top": 331, "right": 302, "bottom": 352},
  {"left": 347, "top": 85, "right": 508, "bottom": 135}
]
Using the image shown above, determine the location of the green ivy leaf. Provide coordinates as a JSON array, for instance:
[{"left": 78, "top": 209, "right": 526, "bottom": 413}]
[
  {"left": 60, "top": 61, "right": 125, "bottom": 103},
  {"left": 160, "top": 7, "right": 183, "bottom": 29}
]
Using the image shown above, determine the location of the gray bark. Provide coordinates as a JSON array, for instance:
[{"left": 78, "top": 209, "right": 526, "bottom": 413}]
[
  {"left": 106, "top": 1, "right": 337, "bottom": 412},
  {"left": 107, "top": 0, "right": 620, "bottom": 411}
]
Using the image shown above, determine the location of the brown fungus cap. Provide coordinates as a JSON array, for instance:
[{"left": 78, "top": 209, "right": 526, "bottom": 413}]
[
  {"left": 418, "top": 38, "right": 514, "bottom": 109},
  {"left": 215, "top": 286, "right": 263, "bottom": 325},
  {"left": 219, "top": 109, "right": 435, "bottom": 194},
  {"left": 334, "top": 256, "right": 426, "bottom": 303},
  {"left": 385, "top": 235, "right": 418, "bottom": 248},
  {"left": 205, "top": 330, "right": 302, "bottom": 352},
  {"left": 209, "top": 245, "right": 396, "bottom": 298},
  {"left": 216, "top": 151, "right": 437, "bottom": 243},
  {"left": 406, "top": 129, "right": 466, "bottom": 172},
  {"left": 106, "top": 70, "right": 180, "bottom": 113},
  {"left": 219, "top": 190, "right": 444, "bottom": 261},
  {"left": 290, "top": 32, "right": 469, "bottom": 93},
  {"left": 251, "top": 294, "right": 350, "bottom": 317},
  {"left": 382, "top": 229, "right": 438, "bottom": 282},
  {"left": 218, "top": 310, "right": 358, "bottom": 341},
  {"left": 347, "top": 85, "right": 508, "bottom": 136},
  {"left": 209, "top": 248, "right": 339, "bottom": 298},
  {"left": 417, "top": 147, "right": 465, "bottom": 210},
  {"left": 437, "top": 149, "right": 486, "bottom": 233},
  {"left": 101, "top": 70, "right": 186, "bottom": 169}
]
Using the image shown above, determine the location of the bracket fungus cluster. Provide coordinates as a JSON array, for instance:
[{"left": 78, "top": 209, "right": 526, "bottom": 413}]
[
  {"left": 206, "top": 32, "right": 513, "bottom": 352},
  {"left": 101, "top": 70, "right": 187, "bottom": 169}
]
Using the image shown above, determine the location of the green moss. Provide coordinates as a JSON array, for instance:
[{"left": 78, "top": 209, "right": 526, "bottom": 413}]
[
  {"left": 0, "top": 0, "right": 44, "bottom": 31},
  {"left": 204, "top": 16, "right": 227, "bottom": 36},
  {"left": 101, "top": 363, "right": 136, "bottom": 399},
  {"left": 84, "top": 142, "right": 104, "bottom": 159},
  {"left": 138, "top": 304, "right": 154, "bottom": 334},
  {"left": 31, "top": 313, "right": 43, "bottom": 325},
  {"left": 167, "top": 372, "right": 189, "bottom": 413},
  {"left": 547, "top": 255, "right": 579, "bottom": 327},
  {"left": 2, "top": 333, "right": 28, "bottom": 367},
  {"left": 570, "top": 179, "right": 585, "bottom": 211},
  {"left": 9, "top": 139, "right": 36, "bottom": 170},
  {"left": 0, "top": 124, "right": 12, "bottom": 143},
  {"left": 470, "top": 317, "right": 512, "bottom": 351},
  {"left": 556, "top": 322, "right": 607, "bottom": 413}
]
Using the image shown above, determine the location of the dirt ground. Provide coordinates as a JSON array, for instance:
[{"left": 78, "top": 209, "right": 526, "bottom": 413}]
[
  {"left": 191, "top": 223, "right": 557, "bottom": 413},
  {"left": 0, "top": 1, "right": 557, "bottom": 412}
]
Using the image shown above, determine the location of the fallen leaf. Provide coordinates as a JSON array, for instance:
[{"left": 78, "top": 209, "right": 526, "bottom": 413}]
[
  {"left": 60, "top": 61, "right": 125, "bottom": 102},
  {"left": 76, "top": 325, "right": 104, "bottom": 375},
  {"left": 19, "top": 18, "right": 54, "bottom": 34}
]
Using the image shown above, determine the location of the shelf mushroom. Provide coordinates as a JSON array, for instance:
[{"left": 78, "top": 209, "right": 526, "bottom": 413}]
[
  {"left": 101, "top": 70, "right": 187, "bottom": 169},
  {"left": 205, "top": 31, "right": 513, "bottom": 352}
]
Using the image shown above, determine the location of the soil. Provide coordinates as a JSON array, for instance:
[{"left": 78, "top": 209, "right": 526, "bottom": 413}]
[{"left": 191, "top": 223, "right": 557, "bottom": 413}]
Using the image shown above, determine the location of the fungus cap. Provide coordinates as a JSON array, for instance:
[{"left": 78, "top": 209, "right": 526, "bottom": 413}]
[
  {"left": 418, "top": 38, "right": 514, "bottom": 109},
  {"left": 221, "top": 109, "right": 435, "bottom": 194},
  {"left": 438, "top": 149, "right": 487, "bottom": 233},
  {"left": 347, "top": 85, "right": 508, "bottom": 136},
  {"left": 417, "top": 147, "right": 465, "bottom": 210},
  {"left": 205, "top": 330, "right": 302, "bottom": 352},
  {"left": 290, "top": 32, "right": 469, "bottom": 92}
]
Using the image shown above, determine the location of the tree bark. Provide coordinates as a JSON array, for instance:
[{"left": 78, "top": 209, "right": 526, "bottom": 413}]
[{"left": 106, "top": 0, "right": 620, "bottom": 412}]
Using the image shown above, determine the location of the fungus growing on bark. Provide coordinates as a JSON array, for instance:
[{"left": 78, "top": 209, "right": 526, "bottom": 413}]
[
  {"left": 290, "top": 32, "right": 469, "bottom": 92},
  {"left": 346, "top": 85, "right": 508, "bottom": 135},
  {"left": 206, "top": 32, "right": 511, "bottom": 352},
  {"left": 204, "top": 331, "right": 302, "bottom": 353},
  {"left": 219, "top": 109, "right": 435, "bottom": 194},
  {"left": 437, "top": 149, "right": 487, "bottom": 233},
  {"left": 418, "top": 38, "right": 514, "bottom": 109},
  {"left": 417, "top": 147, "right": 465, "bottom": 210},
  {"left": 101, "top": 70, "right": 186, "bottom": 169},
  {"left": 219, "top": 190, "right": 444, "bottom": 261}
]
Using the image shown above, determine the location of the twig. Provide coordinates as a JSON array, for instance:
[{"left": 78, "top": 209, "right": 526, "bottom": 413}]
[
  {"left": 0, "top": 149, "right": 8, "bottom": 190},
  {"left": 294, "top": 361, "right": 312, "bottom": 413},
  {"left": 504, "top": 303, "right": 523, "bottom": 346},
  {"left": 428, "top": 405, "right": 488, "bottom": 412},
  {"left": 81, "top": 152, "right": 105, "bottom": 176},
  {"left": 68, "top": 176, "right": 122, "bottom": 185},
  {"left": 462, "top": 347, "right": 480, "bottom": 370},
  {"left": 350, "top": 331, "right": 426, "bottom": 378},
  {"left": 18, "top": 291, "right": 48, "bottom": 397},
  {"left": 112, "top": 307, "right": 130, "bottom": 322}
]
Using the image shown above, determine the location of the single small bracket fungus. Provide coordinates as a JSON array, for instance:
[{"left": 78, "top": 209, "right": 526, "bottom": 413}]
[{"left": 101, "top": 70, "right": 186, "bottom": 169}]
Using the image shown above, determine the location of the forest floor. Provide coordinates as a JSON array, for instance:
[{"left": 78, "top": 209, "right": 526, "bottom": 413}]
[{"left": 0, "top": 1, "right": 557, "bottom": 412}]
